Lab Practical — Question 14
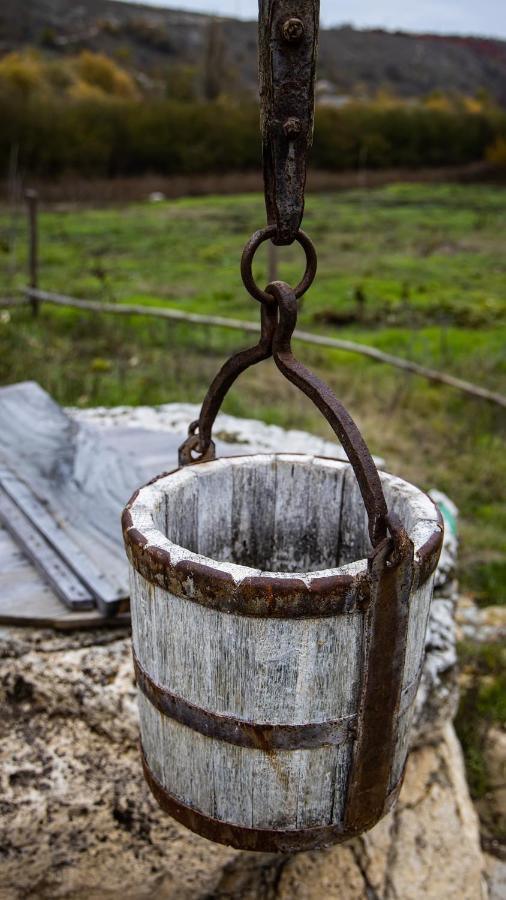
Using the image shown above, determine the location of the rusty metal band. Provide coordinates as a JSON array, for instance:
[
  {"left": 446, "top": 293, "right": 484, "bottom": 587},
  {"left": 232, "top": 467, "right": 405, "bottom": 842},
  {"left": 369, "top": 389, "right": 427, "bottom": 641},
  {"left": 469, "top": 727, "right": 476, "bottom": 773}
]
[
  {"left": 414, "top": 523, "right": 444, "bottom": 588},
  {"left": 344, "top": 528, "right": 415, "bottom": 833},
  {"left": 122, "top": 482, "right": 442, "bottom": 619},
  {"left": 123, "top": 517, "right": 369, "bottom": 619},
  {"left": 134, "top": 650, "right": 356, "bottom": 751},
  {"left": 140, "top": 742, "right": 403, "bottom": 853}
]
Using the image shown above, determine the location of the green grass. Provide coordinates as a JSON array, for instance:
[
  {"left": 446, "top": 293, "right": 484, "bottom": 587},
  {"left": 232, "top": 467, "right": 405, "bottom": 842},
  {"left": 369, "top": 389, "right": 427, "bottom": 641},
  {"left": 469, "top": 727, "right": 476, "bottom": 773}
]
[
  {"left": 455, "top": 641, "right": 506, "bottom": 836},
  {"left": 465, "top": 561, "right": 506, "bottom": 608},
  {"left": 3, "top": 184, "right": 506, "bottom": 324},
  {"left": 0, "top": 183, "right": 505, "bottom": 602}
]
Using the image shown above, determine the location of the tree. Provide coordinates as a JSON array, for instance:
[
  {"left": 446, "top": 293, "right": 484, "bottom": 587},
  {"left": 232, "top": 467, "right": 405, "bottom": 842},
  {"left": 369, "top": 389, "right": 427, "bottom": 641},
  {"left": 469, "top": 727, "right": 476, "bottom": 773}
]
[
  {"left": 203, "top": 19, "right": 227, "bottom": 102},
  {"left": 0, "top": 52, "right": 44, "bottom": 99},
  {"left": 76, "top": 51, "right": 139, "bottom": 100}
]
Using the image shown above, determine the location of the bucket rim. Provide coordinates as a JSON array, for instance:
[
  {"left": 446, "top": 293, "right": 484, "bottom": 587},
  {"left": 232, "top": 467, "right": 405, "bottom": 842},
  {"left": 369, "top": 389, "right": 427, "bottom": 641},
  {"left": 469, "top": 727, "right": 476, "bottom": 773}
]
[{"left": 122, "top": 453, "right": 443, "bottom": 619}]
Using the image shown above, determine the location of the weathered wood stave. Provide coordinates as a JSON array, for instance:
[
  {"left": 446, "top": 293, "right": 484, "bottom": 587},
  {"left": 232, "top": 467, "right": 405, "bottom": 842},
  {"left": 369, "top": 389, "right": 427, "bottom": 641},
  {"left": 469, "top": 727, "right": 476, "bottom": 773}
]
[{"left": 123, "top": 454, "right": 443, "bottom": 851}]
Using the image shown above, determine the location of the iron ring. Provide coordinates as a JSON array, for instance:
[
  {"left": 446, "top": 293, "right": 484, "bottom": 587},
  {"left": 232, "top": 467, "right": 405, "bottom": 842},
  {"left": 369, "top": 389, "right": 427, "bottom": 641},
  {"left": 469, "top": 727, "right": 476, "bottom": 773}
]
[
  {"left": 241, "top": 225, "right": 317, "bottom": 304},
  {"left": 178, "top": 433, "right": 216, "bottom": 467}
]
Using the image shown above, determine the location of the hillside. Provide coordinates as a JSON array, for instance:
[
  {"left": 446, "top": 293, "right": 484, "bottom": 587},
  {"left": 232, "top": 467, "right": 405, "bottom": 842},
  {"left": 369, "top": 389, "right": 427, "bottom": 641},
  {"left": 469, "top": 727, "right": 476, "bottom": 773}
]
[{"left": 1, "top": 0, "right": 506, "bottom": 105}]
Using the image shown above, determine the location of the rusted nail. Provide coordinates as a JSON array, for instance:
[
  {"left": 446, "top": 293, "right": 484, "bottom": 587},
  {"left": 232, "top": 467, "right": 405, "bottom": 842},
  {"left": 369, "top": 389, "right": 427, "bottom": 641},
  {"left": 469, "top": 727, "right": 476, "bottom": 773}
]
[
  {"left": 282, "top": 17, "right": 305, "bottom": 44},
  {"left": 283, "top": 116, "right": 302, "bottom": 138}
]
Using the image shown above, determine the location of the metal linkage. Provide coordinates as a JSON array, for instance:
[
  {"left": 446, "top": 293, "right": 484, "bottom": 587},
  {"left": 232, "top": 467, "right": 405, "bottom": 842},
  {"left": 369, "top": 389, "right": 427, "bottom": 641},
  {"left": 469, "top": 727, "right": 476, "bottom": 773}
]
[
  {"left": 178, "top": 228, "right": 316, "bottom": 467},
  {"left": 178, "top": 303, "right": 277, "bottom": 467},
  {"left": 179, "top": 0, "right": 403, "bottom": 554},
  {"left": 240, "top": 224, "right": 317, "bottom": 304},
  {"left": 179, "top": 266, "right": 401, "bottom": 553},
  {"left": 259, "top": 0, "right": 320, "bottom": 245}
]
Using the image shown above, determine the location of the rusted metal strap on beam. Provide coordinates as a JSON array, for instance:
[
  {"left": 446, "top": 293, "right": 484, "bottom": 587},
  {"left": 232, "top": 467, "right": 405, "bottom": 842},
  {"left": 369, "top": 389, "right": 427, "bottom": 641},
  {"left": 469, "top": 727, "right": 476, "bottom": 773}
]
[
  {"left": 259, "top": 0, "right": 320, "bottom": 244},
  {"left": 344, "top": 526, "right": 415, "bottom": 833},
  {"left": 141, "top": 742, "right": 403, "bottom": 853},
  {"left": 134, "top": 651, "right": 356, "bottom": 750},
  {"left": 0, "top": 464, "right": 124, "bottom": 616},
  {"left": 0, "top": 485, "right": 94, "bottom": 611}
]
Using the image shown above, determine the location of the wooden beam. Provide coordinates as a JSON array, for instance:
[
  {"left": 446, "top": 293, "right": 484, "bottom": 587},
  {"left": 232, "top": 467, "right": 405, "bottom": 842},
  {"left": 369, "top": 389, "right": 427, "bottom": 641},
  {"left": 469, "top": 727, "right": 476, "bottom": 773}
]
[
  {"left": 22, "top": 287, "right": 506, "bottom": 409},
  {"left": 0, "top": 486, "right": 94, "bottom": 611},
  {"left": 0, "top": 465, "right": 124, "bottom": 615}
]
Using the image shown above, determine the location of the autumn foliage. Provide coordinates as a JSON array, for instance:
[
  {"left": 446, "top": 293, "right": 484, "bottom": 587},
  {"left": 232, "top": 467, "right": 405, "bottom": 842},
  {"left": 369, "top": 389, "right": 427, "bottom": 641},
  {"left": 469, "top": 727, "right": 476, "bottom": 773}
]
[{"left": 0, "top": 50, "right": 504, "bottom": 178}]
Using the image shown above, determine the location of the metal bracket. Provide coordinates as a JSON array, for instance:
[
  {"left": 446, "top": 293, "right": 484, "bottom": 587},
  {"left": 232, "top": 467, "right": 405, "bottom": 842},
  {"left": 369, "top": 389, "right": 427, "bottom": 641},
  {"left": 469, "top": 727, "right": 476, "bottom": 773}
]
[{"left": 259, "top": 0, "right": 320, "bottom": 245}]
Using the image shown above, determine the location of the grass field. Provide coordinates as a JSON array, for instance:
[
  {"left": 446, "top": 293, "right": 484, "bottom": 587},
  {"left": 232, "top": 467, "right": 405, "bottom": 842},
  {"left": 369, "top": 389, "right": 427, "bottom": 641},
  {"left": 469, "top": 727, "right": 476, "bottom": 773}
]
[
  {"left": 1, "top": 183, "right": 504, "bottom": 594},
  {"left": 1, "top": 183, "right": 505, "bottom": 818}
]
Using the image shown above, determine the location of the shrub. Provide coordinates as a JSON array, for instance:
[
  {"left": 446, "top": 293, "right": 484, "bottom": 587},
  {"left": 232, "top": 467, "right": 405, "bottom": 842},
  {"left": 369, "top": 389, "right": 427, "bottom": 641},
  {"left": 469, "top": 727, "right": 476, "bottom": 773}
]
[
  {"left": 75, "top": 51, "right": 139, "bottom": 100},
  {"left": 486, "top": 136, "right": 506, "bottom": 169},
  {"left": 0, "top": 51, "right": 45, "bottom": 100},
  {"left": 0, "top": 78, "right": 504, "bottom": 178}
]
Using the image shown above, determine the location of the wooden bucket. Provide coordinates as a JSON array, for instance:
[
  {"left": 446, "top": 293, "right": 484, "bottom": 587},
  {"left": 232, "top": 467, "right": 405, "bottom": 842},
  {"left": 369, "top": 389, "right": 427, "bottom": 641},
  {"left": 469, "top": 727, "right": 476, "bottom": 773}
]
[{"left": 123, "top": 452, "right": 443, "bottom": 852}]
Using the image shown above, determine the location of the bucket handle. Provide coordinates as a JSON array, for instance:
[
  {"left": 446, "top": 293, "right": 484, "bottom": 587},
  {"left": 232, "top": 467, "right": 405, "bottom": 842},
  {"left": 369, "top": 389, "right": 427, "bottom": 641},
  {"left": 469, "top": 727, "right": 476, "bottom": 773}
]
[{"left": 179, "top": 281, "right": 404, "bottom": 550}]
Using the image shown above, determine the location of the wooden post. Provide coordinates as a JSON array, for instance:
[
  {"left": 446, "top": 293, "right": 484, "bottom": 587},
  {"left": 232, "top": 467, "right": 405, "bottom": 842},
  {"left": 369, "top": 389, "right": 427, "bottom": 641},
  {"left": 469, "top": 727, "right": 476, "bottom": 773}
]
[{"left": 25, "top": 190, "right": 39, "bottom": 317}]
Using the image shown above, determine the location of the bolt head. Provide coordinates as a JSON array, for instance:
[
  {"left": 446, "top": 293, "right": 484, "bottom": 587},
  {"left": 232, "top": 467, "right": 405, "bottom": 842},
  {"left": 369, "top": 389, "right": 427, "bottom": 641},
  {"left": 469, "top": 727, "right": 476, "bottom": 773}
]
[
  {"left": 283, "top": 117, "right": 302, "bottom": 138},
  {"left": 282, "top": 17, "right": 305, "bottom": 44}
]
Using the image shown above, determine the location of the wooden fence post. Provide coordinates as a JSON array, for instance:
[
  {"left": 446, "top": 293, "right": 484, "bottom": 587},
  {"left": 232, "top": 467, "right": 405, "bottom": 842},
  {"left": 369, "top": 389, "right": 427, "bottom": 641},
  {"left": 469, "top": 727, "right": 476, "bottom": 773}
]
[{"left": 25, "top": 190, "right": 39, "bottom": 317}]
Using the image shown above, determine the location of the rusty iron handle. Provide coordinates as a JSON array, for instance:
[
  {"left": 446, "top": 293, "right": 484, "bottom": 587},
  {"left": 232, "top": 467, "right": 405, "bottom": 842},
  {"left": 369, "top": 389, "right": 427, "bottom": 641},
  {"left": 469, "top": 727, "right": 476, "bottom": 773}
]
[
  {"left": 259, "top": 0, "right": 320, "bottom": 245},
  {"left": 268, "top": 281, "right": 389, "bottom": 546},
  {"left": 178, "top": 304, "right": 277, "bottom": 467},
  {"left": 179, "top": 279, "right": 391, "bottom": 548}
]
